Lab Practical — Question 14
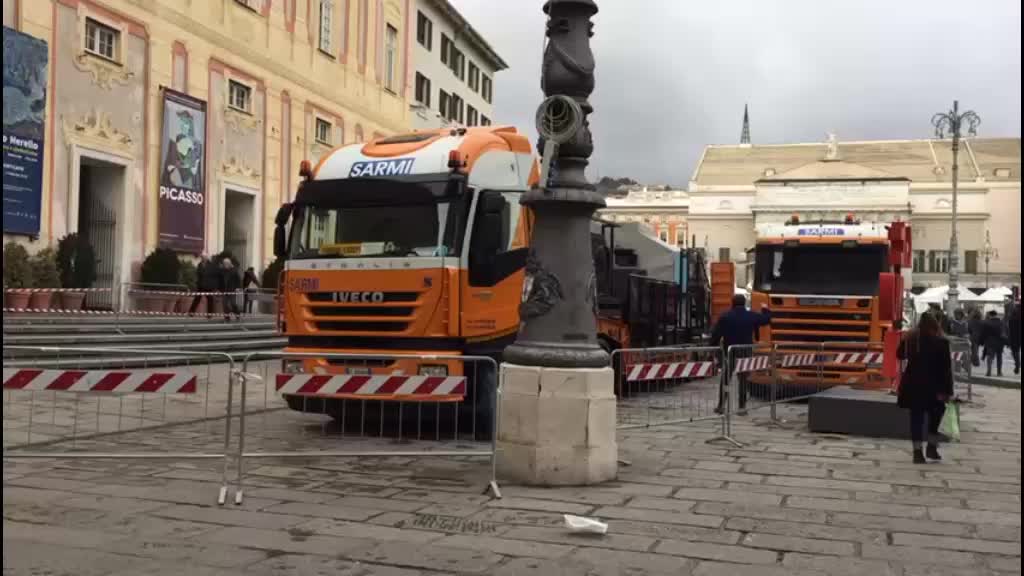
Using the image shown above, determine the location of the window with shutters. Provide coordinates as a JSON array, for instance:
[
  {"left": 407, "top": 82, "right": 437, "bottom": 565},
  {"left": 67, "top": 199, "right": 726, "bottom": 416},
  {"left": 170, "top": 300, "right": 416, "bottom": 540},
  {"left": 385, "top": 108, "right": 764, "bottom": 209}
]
[
  {"left": 480, "top": 115, "right": 491, "bottom": 126},
  {"left": 384, "top": 24, "right": 398, "bottom": 92},
  {"left": 416, "top": 11, "right": 432, "bottom": 50},
  {"left": 449, "top": 94, "right": 464, "bottom": 123},
  {"left": 415, "top": 73, "right": 431, "bottom": 107},
  {"left": 467, "top": 106, "right": 478, "bottom": 126},
  {"left": 468, "top": 62, "right": 480, "bottom": 92},
  {"left": 318, "top": 0, "right": 334, "bottom": 55},
  {"left": 84, "top": 18, "right": 119, "bottom": 62},
  {"left": 440, "top": 34, "right": 450, "bottom": 65},
  {"left": 228, "top": 80, "right": 253, "bottom": 114},
  {"left": 481, "top": 75, "right": 493, "bottom": 103},
  {"left": 929, "top": 250, "right": 950, "bottom": 274},
  {"left": 912, "top": 250, "right": 926, "bottom": 273},
  {"left": 315, "top": 118, "right": 333, "bottom": 146},
  {"left": 964, "top": 251, "right": 979, "bottom": 275},
  {"left": 439, "top": 90, "right": 450, "bottom": 118},
  {"left": 719, "top": 247, "right": 731, "bottom": 263}
]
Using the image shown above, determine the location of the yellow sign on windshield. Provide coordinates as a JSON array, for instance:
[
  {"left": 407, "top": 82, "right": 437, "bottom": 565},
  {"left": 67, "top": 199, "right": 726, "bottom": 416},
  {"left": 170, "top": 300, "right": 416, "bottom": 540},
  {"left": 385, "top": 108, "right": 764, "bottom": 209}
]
[{"left": 319, "top": 243, "right": 363, "bottom": 256}]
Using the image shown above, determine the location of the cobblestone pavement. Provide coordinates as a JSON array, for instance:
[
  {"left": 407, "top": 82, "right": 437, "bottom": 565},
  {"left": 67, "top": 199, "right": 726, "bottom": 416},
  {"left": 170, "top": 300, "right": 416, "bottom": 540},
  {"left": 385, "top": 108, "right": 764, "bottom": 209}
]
[{"left": 4, "top": 383, "right": 1020, "bottom": 575}]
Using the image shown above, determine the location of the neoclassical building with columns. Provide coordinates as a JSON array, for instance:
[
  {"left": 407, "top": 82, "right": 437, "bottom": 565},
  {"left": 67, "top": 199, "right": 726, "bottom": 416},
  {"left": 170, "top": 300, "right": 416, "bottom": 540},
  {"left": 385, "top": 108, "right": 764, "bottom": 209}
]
[{"left": 688, "top": 135, "right": 1020, "bottom": 290}]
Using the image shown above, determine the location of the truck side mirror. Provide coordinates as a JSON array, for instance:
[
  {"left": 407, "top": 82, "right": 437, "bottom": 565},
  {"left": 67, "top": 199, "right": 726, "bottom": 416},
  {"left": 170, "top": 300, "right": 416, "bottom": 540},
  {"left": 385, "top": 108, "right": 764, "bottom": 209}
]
[{"left": 273, "top": 203, "right": 293, "bottom": 258}]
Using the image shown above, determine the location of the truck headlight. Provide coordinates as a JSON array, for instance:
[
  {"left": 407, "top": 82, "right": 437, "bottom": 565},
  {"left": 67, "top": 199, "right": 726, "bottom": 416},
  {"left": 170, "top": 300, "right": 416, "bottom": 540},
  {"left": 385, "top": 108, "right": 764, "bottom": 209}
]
[
  {"left": 346, "top": 366, "right": 372, "bottom": 376},
  {"left": 419, "top": 365, "right": 448, "bottom": 377}
]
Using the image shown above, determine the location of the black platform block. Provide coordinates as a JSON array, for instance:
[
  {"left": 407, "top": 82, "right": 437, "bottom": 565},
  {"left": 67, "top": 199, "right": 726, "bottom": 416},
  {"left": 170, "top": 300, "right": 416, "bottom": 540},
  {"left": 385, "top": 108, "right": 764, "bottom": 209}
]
[{"left": 808, "top": 386, "right": 911, "bottom": 439}]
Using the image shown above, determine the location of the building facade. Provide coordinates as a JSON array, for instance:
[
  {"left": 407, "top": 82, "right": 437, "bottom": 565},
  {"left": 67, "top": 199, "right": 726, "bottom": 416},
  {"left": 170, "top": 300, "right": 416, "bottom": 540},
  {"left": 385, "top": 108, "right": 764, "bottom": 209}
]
[
  {"left": 409, "top": 0, "right": 505, "bottom": 130},
  {"left": 3, "top": 0, "right": 412, "bottom": 294},
  {"left": 600, "top": 187, "right": 690, "bottom": 247},
  {"left": 688, "top": 135, "right": 1021, "bottom": 290}
]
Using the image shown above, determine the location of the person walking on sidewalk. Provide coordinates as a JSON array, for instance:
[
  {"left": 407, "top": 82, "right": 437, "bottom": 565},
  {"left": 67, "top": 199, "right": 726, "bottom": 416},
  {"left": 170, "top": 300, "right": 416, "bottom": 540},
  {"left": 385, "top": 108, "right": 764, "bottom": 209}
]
[
  {"left": 711, "top": 294, "right": 771, "bottom": 415},
  {"left": 968, "top": 309, "right": 984, "bottom": 368},
  {"left": 1009, "top": 303, "right": 1020, "bottom": 375},
  {"left": 242, "top": 266, "right": 260, "bottom": 315},
  {"left": 897, "top": 311, "right": 954, "bottom": 464},
  {"left": 981, "top": 310, "right": 1007, "bottom": 378},
  {"left": 188, "top": 254, "right": 216, "bottom": 316},
  {"left": 220, "top": 258, "right": 242, "bottom": 322}
]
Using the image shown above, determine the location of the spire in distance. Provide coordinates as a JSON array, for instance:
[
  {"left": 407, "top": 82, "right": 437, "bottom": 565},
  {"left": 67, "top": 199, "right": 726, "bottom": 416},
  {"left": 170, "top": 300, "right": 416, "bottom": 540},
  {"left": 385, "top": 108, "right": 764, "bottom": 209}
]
[{"left": 740, "top": 104, "right": 751, "bottom": 145}]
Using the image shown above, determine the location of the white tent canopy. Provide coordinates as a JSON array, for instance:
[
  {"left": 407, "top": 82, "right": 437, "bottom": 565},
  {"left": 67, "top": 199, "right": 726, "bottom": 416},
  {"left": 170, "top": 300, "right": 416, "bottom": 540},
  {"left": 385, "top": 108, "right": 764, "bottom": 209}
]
[{"left": 913, "top": 285, "right": 1013, "bottom": 313}]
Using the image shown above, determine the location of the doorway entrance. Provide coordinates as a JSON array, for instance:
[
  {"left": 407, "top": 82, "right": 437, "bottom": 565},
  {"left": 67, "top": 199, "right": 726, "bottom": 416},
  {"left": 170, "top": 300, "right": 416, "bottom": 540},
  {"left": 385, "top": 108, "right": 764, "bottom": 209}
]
[
  {"left": 223, "top": 188, "right": 255, "bottom": 269},
  {"left": 77, "top": 158, "right": 126, "bottom": 310}
]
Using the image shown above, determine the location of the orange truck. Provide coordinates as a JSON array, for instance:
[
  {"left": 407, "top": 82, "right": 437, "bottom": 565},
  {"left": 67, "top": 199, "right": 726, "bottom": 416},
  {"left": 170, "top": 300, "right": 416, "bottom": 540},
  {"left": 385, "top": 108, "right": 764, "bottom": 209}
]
[
  {"left": 748, "top": 216, "right": 904, "bottom": 390},
  {"left": 271, "top": 127, "right": 537, "bottom": 427}
]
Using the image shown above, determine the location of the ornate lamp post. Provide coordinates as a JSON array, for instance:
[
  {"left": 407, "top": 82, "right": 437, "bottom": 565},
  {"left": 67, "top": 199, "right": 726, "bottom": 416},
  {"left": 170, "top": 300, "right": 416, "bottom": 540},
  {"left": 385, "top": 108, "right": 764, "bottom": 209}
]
[
  {"left": 498, "top": 0, "right": 617, "bottom": 486},
  {"left": 931, "top": 100, "right": 981, "bottom": 314},
  {"left": 504, "top": 0, "right": 607, "bottom": 369}
]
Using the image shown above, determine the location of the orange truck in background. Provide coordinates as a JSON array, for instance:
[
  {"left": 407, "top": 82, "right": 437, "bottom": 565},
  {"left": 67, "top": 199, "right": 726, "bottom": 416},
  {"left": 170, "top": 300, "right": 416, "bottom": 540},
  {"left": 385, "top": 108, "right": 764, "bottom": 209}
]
[{"left": 748, "top": 216, "right": 904, "bottom": 390}]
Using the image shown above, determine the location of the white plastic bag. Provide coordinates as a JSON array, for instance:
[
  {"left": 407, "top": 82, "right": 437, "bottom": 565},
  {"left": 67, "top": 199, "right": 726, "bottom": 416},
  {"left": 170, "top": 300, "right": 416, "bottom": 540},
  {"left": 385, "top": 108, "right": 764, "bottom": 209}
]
[{"left": 564, "top": 515, "right": 608, "bottom": 535}]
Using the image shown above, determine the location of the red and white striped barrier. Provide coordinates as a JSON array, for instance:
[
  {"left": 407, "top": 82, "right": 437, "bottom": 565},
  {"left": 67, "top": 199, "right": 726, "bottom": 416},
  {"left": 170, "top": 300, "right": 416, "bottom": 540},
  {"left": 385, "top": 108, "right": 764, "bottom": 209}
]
[
  {"left": 778, "top": 354, "right": 820, "bottom": 368},
  {"left": 276, "top": 373, "right": 467, "bottom": 400},
  {"left": 832, "top": 352, "right": 884, "bottom": 365},
  {"left": 3, "top": 308, "right": 247, "bottom": 318},
  {"left": 733, "top": 356, "right": 773, "bottom": 374},
  {"left": 2, "top": 369, "right": 197, "bottom": 393},
  {"left": 3, "top": 288, "right": 112, "bottom": 294},
  {"left": 625, "top": 361, "right": 716, "bottom": 382}
]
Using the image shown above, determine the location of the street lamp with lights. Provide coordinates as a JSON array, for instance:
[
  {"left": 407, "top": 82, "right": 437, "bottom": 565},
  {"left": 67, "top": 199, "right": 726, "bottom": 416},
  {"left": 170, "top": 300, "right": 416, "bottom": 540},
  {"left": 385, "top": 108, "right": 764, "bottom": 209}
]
[
  {"left": 982, "top": 230, "right": 999, "bottom": 289},
  {"left": 931, "top": 100, "right": 981, "bottom": 314}
]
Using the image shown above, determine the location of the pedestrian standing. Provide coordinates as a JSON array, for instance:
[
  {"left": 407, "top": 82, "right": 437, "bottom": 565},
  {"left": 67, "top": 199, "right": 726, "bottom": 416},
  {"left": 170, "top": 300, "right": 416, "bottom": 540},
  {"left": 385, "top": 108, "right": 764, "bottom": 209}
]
[
  {"left": 981, "top": 310, "right": 1007, "bottom": 378},
  {"left": 1007, "top": 303, "right": 1020, "bottom": 375},
  {"left": 711, "top": 294, "right": 772, "bottom": 415},
  {"left": 897, "top": 312, "right": 954, "bottom": 464},
  {"left": 220, "top": 258, "right": 242, "bottom": 322},
  {"left": 188, "top": 254, "right": 214, "bottom": 316},
  {"left": 968, "top": 309, "right": 984, "bottom": 367},
  {"left": 242, "top": 266, "right": 260, "bottom": 315}
]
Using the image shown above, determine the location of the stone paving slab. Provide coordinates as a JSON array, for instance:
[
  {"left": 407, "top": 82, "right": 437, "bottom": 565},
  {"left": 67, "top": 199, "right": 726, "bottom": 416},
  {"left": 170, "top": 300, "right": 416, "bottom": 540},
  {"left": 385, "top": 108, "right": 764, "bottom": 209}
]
[{"left": 3, "top": 386, "right": 1021, "bottom": 575}]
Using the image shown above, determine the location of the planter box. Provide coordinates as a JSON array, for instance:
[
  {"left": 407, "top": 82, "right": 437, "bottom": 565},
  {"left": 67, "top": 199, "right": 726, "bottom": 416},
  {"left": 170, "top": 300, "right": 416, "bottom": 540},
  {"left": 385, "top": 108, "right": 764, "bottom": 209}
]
[
  {"left": 28, "top": 292, "right": 54, "bottom": 310},
  {"left": 5, "top": 292, "right": 31, "bottom": 310},
  {"left": 59, "top": 292, "right": 86, "bottom": 310}
]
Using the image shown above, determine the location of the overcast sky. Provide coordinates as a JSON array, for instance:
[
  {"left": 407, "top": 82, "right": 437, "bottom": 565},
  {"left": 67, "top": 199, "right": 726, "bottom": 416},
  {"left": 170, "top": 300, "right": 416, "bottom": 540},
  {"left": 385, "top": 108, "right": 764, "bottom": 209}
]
[{"left": 448, "top": 0, "right": 1022, "bottom": 186}]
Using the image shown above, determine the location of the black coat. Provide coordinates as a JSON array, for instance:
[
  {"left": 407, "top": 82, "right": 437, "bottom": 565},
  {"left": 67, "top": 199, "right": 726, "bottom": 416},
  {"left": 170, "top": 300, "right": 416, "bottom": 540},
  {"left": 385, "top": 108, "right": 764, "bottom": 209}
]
[
  {"left": 968, "top": 316, "right": 985, "bottom": 346},
  {"left": 897, "top": 334, "right": 954, "bottom": 409},
  {"left": 220, "top": 268, "right": 241, "bottom": 292},
  {"left": 1010, "top": 306, "right": 1021, "bottom": 348},
  {"left": 710, "top": 306, "right": 772, "bottom": 348},
  {"left": 981, "top": 317, "right": 1006, "bottom": 353},
  {"left": 198, "top": 261, "right": 220, "bottom": 292}
]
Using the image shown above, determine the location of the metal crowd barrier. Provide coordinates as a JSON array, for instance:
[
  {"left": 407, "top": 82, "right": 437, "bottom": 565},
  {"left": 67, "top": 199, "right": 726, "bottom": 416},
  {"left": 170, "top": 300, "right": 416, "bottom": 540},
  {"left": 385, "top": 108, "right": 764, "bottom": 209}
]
[
  {"left": 229, "top": 351, "right": 501, "bottom": 505},
  {"left": 949, "top": 336, "right": 973, "bottom": 402},
  {"left": 612, "top": 345, "right": 741, "bottom": 447},
  {"left": 2, "top": 346, "right": 236, "bottom": 504}
]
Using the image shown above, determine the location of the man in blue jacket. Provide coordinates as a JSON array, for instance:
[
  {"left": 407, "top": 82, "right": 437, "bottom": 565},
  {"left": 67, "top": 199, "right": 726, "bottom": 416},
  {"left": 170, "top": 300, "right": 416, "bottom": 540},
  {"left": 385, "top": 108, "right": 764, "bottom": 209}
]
[{"left": 712, "top": 294, "right": 772, "bottom": 414}]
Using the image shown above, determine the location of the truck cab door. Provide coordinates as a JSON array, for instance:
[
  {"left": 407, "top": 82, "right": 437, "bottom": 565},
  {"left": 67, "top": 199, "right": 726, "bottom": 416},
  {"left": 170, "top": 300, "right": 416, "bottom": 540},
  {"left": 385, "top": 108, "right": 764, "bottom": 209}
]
[{"left": 462, "top": 190, "right": 528, "bottom": 343}]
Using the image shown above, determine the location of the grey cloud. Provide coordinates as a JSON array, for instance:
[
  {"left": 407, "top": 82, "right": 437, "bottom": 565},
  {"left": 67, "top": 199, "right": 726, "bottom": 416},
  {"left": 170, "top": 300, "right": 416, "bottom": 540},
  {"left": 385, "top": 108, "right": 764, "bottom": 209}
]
[{"left": 449, "top": 0, "right": 1021, "bottom": 185}]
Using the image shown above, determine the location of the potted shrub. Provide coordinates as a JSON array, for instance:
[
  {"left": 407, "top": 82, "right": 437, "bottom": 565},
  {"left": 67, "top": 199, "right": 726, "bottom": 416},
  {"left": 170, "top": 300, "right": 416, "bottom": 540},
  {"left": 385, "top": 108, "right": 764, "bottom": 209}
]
[
  {"left": 139, "top": 248, "right": 182, "bottom": 312},
  {"left": 56, "top": 233, "right": 97, "bottom": 310},
  {"left": 177, "top": 258, "right": 198, "bottom": 313},
  {"left": 28, "top": 248, "right": 60, "bottom": 310},
  {"left": 3, "top": 242, "right": 34, "bottom": 309}
]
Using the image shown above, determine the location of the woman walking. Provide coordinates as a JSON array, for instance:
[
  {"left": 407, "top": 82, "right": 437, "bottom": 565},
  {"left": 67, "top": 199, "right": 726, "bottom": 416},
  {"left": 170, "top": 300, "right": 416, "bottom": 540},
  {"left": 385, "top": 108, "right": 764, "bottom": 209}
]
[{"left": 898, "top": 312, "right": 954, "bottom": 464}]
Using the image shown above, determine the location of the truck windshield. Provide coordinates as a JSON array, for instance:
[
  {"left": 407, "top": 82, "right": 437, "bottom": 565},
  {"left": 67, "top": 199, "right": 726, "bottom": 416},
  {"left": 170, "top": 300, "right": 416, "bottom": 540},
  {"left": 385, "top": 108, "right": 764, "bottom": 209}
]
[
  {"left": 754, "top": 244, "right": 888, "bottom": 296},
  {"left": 288, "top": 179, "right": 468, "bottom": 259}
]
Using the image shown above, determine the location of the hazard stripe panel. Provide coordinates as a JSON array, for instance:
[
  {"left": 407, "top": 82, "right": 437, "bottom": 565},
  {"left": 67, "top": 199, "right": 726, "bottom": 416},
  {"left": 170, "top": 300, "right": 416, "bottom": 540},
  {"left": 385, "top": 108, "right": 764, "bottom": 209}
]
[
  {"left": 624, "top": 362, "right": 717, "bottom": 383},
  {"left": 2, "top": 369, "right": 197, "bottom": 394},
  {"left": 276, "top": 374, "right": 466, "bottom": 399}
]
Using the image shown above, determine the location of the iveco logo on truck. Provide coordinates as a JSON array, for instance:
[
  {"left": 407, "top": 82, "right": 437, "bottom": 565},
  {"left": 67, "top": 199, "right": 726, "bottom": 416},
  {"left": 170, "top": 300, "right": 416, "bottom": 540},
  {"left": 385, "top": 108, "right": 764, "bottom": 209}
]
[{"left": 333, "top": 292, "right": 386, "bottom": 303}]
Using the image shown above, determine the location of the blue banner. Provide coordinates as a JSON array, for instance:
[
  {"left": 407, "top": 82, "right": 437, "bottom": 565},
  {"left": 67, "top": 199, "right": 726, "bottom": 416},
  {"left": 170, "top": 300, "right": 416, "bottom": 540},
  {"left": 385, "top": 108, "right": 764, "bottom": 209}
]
[{"left": 3, "top": 27, "right": 48, "bottom": 237}]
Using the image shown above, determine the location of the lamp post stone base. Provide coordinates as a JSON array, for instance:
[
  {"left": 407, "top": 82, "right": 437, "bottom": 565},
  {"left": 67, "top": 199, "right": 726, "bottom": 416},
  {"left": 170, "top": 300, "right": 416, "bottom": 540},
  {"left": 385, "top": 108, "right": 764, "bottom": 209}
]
[{"left": 497, "top": 363, "right": 618, "bottom": 486}]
